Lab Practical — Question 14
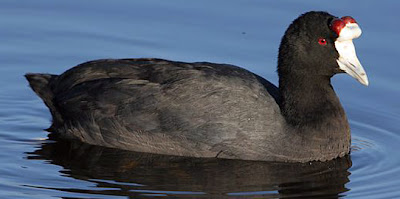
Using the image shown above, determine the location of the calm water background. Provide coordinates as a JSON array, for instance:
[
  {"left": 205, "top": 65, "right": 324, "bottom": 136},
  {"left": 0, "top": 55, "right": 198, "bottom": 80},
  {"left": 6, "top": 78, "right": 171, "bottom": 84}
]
[{"left": 1, "top": 0, "right": 399, "bottom": 198}]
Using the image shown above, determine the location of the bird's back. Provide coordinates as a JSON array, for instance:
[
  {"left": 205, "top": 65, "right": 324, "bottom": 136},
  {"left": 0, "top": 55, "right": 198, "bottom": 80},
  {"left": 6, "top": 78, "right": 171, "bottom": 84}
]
[{"left": 26, "top": 58, "right": 284, "bottom": 160}]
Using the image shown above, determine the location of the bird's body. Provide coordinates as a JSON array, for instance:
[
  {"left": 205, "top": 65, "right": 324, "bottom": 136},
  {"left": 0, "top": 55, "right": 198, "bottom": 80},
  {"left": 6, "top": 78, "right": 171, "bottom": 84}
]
[
  {"left": 26, "top": 11, "right": 368, "bottom": 162},
  {"left": 27, "top": 59, "right": 289, "bottom": 161}
]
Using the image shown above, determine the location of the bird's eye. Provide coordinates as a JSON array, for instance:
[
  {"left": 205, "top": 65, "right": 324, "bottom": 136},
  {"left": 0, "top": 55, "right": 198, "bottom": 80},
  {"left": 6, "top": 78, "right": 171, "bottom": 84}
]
[{"left": 318, "top": 38, "right": 327, "bottom": 46}]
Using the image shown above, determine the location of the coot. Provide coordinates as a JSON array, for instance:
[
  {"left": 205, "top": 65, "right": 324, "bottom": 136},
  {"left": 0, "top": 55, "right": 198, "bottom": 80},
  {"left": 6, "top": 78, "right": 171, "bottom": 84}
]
[{"left": 26, "top": 11, "right": 368, "bottom": 162}]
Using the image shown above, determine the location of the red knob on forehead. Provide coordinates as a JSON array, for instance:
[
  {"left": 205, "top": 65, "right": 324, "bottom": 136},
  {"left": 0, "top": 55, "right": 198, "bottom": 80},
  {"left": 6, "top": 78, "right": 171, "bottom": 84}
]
[
  {"left": 341, "top": 16, "right": 357, "bottom": 24},
  {"left": 330, "top": 18, "right": 345, "bottom": 35}
]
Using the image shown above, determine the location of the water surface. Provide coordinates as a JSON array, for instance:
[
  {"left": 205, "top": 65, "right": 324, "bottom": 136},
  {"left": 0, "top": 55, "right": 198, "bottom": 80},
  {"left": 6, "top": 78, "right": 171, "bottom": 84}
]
[{"left": 1, "top": 0, "right": 400, "bottom": 198}]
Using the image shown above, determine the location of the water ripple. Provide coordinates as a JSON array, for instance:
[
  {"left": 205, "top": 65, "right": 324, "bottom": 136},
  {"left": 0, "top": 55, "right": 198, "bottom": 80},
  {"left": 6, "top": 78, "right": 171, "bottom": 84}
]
[{"left": 348, "top": 107, "right": 400, "bottom": 198}]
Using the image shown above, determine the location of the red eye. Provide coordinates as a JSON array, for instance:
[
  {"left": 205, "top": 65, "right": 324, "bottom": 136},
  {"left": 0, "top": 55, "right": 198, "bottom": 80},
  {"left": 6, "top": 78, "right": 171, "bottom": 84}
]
[{"left": 318, "top": 38, "right": 327, "bottom": 46}]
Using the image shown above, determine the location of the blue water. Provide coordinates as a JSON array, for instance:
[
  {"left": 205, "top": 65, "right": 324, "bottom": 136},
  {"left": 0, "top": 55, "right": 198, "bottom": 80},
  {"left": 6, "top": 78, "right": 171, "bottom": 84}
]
[{"left": 1, "top": 0, "right": 400, "bottom": 198}]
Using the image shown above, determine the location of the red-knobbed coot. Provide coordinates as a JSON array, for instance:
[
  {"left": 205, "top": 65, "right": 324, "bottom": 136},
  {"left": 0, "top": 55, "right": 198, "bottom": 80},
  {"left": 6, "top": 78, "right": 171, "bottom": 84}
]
[{"left": 25, "top": 11, "right": 368, "bottom": 162}]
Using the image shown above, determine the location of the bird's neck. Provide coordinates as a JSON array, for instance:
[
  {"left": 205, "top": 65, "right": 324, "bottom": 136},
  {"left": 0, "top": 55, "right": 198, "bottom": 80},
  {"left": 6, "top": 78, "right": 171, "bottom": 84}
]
[
  {"left": 276, "top": 73, "right": 351, "bottom": 161},
  {"left": 279, "top": 73, "right": 346, "bottom": 127}
]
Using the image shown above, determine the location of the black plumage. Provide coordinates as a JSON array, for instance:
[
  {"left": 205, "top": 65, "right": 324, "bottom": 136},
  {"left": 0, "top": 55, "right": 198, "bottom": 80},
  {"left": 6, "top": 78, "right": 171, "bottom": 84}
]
[{"left": 26, "top": 11, "right": 359, "bottom": 162}]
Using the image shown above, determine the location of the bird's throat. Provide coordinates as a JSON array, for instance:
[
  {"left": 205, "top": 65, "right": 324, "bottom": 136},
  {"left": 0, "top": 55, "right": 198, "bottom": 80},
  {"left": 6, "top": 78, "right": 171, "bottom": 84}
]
[{"left": 279, "top": 74, "right": 347, "bottom": 129}]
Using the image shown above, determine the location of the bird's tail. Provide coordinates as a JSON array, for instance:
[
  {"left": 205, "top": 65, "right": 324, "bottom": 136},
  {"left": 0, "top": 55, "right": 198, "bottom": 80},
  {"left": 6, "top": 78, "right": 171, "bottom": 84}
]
[{"left": 25, "top": 73, "right": 63, "bottom": 130}]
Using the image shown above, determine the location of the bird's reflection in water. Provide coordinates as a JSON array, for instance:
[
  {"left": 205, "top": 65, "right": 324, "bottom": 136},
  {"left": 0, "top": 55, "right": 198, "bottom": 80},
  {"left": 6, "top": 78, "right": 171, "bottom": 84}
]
[{"left": 27, "top": 138, "right": 352, "bottom": 198}]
